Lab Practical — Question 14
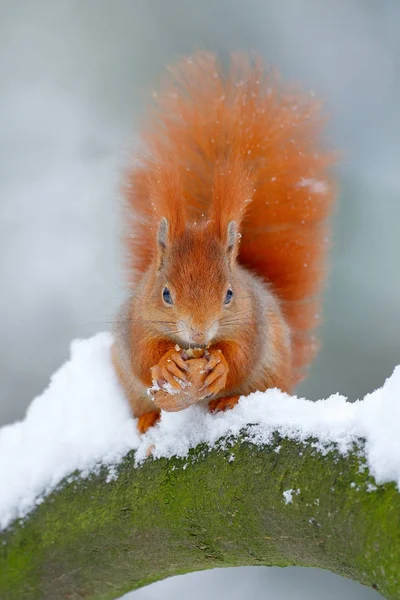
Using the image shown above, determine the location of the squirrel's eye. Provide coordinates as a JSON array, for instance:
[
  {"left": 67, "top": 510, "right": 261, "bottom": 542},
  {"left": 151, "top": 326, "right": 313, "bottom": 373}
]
[
  {"left": 162, "top": 286, "right": 173, "bottom": 305},
  {"left": 224, "top": 288, "right": 234, "bottom": 305}
]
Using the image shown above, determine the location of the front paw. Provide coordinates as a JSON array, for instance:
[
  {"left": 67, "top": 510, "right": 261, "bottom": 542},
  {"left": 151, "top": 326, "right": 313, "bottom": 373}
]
[
  {"left": 201, "top": 348, "right": 229, "bottom": 398},
  {"left": 150, "top": 348, "right": 189, "bottom": 394}
]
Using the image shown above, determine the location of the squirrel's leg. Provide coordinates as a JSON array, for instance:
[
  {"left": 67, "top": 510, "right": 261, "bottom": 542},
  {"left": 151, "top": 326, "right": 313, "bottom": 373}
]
[
  {"left": 111, "top": 342, "right": 161, "bottom": 433},
  {"left": 208, "top": 396, "right": 240, "bottom": 412},
  {"left": 137, "top": 411, "right": 161, "bottom": 434}
]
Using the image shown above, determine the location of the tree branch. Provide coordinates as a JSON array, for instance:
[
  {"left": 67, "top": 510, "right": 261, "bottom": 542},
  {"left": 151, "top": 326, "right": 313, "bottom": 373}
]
[{"left": 1, "top": 432, "right": 398, "bottom": 600}]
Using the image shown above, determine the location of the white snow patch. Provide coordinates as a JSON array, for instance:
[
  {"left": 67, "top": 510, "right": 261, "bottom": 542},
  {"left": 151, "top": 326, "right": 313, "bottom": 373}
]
[
  {"left": 296, "top": 177, "right": 329, "bottom": 194},
  {"left": 0, "top": 332, "right": 400, "bottom": 531},
  {"left": 366, "top": 483, "right": 377, "bottom": 493},
  {"left": 283, "top": 488, "right": 300, "bottom": 504},
  {"left": 0, "top": 333, "right": 140, "bottom": 530}
]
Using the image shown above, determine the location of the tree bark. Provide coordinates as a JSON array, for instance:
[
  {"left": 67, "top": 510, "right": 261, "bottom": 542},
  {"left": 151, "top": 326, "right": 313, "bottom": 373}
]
[{"left": 0, "top": 432, "right": 398, "bottom": 600}]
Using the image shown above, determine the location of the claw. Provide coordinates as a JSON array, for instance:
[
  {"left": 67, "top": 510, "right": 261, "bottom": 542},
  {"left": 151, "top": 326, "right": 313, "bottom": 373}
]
[
  {"left": 209, "top": 396, "right": 239, "bottom": 413},
  {"left": 205, "top": 351, "right": 221, "bottom": 373},
  {"left": 203, "top": 362, "right": 226, "bottom": 387},
  {"left": 200, "top": 348, "right": 229, "bottom": 397},
  {"left": 151, "top": 348, "right": 191, "bottom": 394},
  {"left": 165, "top": 359, "right": 187, "bottom": 381}
]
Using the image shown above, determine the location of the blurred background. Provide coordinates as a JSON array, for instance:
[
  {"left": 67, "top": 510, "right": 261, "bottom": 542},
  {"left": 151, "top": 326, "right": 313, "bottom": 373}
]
[{"left": 1, "top": 0, "right": 399, "bottom": 598}]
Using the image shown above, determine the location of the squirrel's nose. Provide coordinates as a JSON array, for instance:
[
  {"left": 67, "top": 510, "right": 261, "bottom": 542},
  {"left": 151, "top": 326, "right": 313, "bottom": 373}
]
[{"left": 190, "top": 329, "right": 206, "bottom": 344}]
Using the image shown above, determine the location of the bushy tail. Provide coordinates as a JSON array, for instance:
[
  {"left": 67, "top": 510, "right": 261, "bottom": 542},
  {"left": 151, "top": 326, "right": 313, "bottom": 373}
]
[{"left": 124, "top": 52, "right": 336, "bottom": 386}]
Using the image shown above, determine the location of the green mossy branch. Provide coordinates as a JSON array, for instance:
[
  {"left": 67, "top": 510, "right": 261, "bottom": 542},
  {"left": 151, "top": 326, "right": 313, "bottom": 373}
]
[{"left": 0, "top": 432, "right": 399, "bottom": 600}]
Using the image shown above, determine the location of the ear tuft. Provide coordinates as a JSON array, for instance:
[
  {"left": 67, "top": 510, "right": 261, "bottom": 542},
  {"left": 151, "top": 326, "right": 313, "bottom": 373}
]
[
  {"left": 209, "top": 156, "right": 254, "bottom": 242},
  {"left": 156, "top": 217, "right": 169, "bottom": 270},
  {"left": 227, "top": 221, "right": 238, "bottom": 254},
  {"left": 157, "top": 217, "right": 169, "bottom": 251}
]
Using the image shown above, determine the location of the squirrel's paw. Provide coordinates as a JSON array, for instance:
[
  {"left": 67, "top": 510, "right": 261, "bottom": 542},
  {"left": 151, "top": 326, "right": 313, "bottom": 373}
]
[
  {"left": 208, "top": 395, "right": 240, "bottom": 413},
  {"left": 137, "top": 410, "right": 161, "bottom": 434},
  {"left": 150, "top": 349, "right": 189, "bottom": 393},
  {"left": 201, "top": 348, "right": 229, "bottom": 397}
]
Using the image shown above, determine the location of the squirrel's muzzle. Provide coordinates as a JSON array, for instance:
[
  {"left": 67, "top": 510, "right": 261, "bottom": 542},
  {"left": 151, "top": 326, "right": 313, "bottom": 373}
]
[{"left": 177, "top": 320, "right": 218, "bottom": 346}]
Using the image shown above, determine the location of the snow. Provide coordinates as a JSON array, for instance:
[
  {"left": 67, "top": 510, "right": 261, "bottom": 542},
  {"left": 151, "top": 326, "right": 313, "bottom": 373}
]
[
  {"left": 283, "top": 489, "right": 300, "bottom": 504},
  {"left": 0, "top": 333, "right": 140, "bottom": 531},
  {"left": 0, "top": 332, "right": 400, "bottom": 531},
  {"left": 296, "top": 177, "right": 329, "bottom": 194}
]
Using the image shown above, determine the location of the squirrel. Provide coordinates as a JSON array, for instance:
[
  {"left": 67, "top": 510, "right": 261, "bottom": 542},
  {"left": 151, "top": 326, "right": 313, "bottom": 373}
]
[{"left": 112, "top": 52, "right": 336, "bottom": 434}]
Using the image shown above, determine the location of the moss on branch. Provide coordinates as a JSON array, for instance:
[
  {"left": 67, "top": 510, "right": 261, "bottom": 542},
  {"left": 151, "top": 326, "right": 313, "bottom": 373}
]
[{"left": 0, "top": 432, "right": 399, "bottom": 600}]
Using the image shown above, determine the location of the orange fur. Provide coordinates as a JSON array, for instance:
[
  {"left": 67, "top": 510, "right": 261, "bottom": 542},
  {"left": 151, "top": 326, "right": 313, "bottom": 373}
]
[
  {"left": 113, "top": 53, "right": 337, "bottom": 433},
  {"left": 122, "top": 52, "right": 335, "bottom": 389},
  {"left": 137, "top": 411, "right": 160, "bottom": 434},
  {"left": 209, "top": 395, "right": 240, "bottom": 413}
]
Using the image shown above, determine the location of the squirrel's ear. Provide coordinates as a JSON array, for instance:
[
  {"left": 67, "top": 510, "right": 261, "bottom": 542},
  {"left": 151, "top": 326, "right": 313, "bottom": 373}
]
[
  {"left": 156, "top": 217, "right": 169, "bottom": 269},
  {"left": 226, "top": 221, "right": 239, "bottom": 263}
]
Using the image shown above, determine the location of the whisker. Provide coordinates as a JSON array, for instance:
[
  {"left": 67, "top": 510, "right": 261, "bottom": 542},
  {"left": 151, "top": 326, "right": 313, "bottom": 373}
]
[{"left": 147, "top": 322, "right": 176, "bottom": 326}]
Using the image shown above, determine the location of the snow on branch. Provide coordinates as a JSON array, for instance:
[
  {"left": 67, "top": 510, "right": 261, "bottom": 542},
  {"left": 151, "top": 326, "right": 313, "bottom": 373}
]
[
  {"left": 1, "top": 332, "right": 399, "bottom": 531},
  {"left": 0, "top": 333, "right": 400, "bottom": 599}
]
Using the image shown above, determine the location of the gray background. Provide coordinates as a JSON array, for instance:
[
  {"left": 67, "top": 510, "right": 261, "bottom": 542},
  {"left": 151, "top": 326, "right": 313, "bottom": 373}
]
[{"left": 1, "top": 1, "right": 398, "bottom": 598}]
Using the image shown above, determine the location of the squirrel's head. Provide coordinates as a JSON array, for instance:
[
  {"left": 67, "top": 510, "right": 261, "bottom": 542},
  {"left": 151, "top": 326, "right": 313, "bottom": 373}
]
[
  {"left": 150, "top": 217, "right": 243, "bottom": 348},
  {"left": 142, "top": 156, "right": 254, "bottom": 347}
]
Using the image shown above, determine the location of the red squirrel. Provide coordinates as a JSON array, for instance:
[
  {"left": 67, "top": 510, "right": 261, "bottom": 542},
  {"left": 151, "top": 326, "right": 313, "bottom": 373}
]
[{"left": 112, "top": 52, "right": 336, "bottom": 433}]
